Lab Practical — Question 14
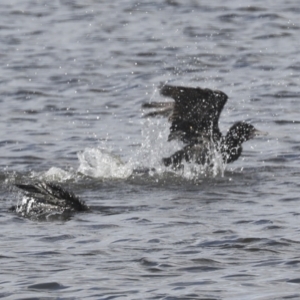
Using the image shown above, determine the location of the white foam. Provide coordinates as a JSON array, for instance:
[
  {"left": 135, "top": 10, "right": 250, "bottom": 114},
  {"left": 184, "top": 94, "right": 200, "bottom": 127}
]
[
  {"left": 43, "top": 167, "right": 73, "bottom": 181},
  {"left": 27, "top": 167, "right": 74, "bottom": 183},
  {"left": 77, "top": 147, "right": 133, "bottom": 179}
]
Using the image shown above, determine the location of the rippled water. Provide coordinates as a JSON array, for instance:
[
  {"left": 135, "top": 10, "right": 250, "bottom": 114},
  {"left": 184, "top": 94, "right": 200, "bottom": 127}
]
[{"left": 1, "top": 0, "right": 300, "bottom": 299}]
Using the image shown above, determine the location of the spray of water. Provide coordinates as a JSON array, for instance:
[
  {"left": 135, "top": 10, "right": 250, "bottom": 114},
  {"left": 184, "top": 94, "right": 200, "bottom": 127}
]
[
  {"left": 77, "top": 147, "right": 133, "bottom": 179},
  {"left": 74, "top": 116, "right": 227, "bottom": 180}
]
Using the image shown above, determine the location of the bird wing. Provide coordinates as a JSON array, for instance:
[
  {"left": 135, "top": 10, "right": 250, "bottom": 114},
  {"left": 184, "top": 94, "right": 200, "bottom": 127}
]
[
  {"left": 16, "top": 182, "right": 88, "bottom": 211},
  {"left": 160, "top": 84, "right": 228, "bottom": 143}
]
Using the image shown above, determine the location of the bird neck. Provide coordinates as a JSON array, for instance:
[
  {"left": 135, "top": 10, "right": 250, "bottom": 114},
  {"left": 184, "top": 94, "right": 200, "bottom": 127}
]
[{"left": 221, "top": 135, "right": 243, "bottom": 163}]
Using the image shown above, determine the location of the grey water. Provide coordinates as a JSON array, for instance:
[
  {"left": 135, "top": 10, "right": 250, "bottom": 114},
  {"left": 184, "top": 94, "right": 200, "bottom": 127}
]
[{"left": 1, "top": 0, "right": 300, "bottom": 299}]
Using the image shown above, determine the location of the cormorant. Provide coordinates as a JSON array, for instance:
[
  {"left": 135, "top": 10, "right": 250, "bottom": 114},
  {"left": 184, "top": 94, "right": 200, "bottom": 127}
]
[
  {"left": 142, "top": 84, "right": 266, "bottom": 169},
  {"left": 14, "top": 181, "right": 88, "bottom": 216}
]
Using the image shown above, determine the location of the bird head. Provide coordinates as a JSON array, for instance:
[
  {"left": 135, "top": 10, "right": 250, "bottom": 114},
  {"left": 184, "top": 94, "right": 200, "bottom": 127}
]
[{"left": 226, "top": 122, "right": 267, "bottom": 144}]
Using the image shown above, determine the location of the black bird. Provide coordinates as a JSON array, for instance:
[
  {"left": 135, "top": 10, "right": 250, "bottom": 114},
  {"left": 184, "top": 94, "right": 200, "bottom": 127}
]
[
  {"left": 142, "top": 84, "right": 265, "bottom": 169},
  {"left": 14, "top": 181, "right": 88, "bottom": 217}
]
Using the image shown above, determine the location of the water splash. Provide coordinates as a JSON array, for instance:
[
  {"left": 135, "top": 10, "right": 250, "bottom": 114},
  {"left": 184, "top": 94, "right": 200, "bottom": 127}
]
[
  {"left": 130, "top": 117, "right": 178, "bottom": 170},
  {"left": 74, "top": 118, "right": 227, "bottom": 181},
  {"left": 132, "top": 116, "right": 227, "bottom": 179},
  {"left": 15, "top": 196, "right": 35, "bottom": 215},
  {"left": 77, "top": 147, "right": 133, "bottom": 179},
  {"left": 20, "top": 167, "right": 75, "bottom": 185},
  {"left": 41, "top": 167, "right": 74, "bottom": 182}
]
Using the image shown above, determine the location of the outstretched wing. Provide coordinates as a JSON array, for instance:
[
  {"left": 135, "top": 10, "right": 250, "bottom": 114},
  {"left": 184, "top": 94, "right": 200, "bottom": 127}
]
[
  {"left": 160, "top": 84, "right": 228, "bottom": 143},
  {"left": 16, "top": 181, "right": 88, "bottom": 212}
]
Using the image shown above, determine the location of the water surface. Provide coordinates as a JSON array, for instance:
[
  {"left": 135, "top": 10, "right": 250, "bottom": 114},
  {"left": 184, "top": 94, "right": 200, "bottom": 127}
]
[{"left": 1, "top": 0, "right": 300, "bottom": 299}]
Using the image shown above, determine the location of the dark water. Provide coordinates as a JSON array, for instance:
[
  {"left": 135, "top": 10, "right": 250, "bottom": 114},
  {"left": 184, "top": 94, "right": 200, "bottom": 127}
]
[{"left": 1, "top": 0, "right": 300, "bottom": 299}]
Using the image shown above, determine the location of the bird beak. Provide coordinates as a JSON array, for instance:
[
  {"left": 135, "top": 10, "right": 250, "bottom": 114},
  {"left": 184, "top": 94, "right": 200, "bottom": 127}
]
[{"left": 251, "top": 128, "right": 268, "bottom": 139}]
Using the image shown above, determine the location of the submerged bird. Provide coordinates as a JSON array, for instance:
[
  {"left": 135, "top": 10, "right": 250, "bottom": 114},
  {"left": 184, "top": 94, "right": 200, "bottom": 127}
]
[
  {"left": 14, "top": 181, "right": 88, "bottom": 217},
  {"left": 142, "top": 84, "right": 265, "bottom": 169}
]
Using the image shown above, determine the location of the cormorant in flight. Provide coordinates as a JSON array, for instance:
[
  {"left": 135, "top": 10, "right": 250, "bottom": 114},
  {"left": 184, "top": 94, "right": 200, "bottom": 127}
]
[{"left": 142, "top": 84, "right": 265, "bottom": 169}]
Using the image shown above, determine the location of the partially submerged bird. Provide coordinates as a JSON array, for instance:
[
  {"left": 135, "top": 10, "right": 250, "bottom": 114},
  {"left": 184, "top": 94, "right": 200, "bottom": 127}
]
[
  {"left": 14, "top": 181, "right": 88, "bottom": 217},
  {"left": 142, "top": 84, "right": 265, "bottom": 169}
]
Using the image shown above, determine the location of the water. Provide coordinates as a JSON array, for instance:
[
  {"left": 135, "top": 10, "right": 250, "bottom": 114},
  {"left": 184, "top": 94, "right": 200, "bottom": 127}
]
[{"left": 1, "top": 0, "right": 300, "bottom": 299}]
